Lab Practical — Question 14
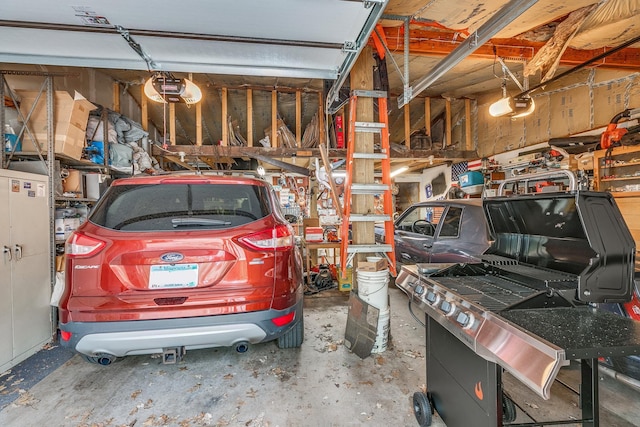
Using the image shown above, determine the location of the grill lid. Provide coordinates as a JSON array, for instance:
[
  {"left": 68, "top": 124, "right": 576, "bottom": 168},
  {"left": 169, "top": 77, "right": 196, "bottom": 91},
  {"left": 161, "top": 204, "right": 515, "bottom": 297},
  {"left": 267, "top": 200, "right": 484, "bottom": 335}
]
[{"left": 483, "top": 191, "right": 635, "bottom": 303}]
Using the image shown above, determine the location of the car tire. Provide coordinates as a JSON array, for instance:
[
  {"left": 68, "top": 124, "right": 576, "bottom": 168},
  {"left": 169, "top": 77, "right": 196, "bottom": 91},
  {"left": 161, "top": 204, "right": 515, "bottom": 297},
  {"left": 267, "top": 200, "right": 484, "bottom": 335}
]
[{"left": 277, "top": 313, "right": 304, "bottom": 348}]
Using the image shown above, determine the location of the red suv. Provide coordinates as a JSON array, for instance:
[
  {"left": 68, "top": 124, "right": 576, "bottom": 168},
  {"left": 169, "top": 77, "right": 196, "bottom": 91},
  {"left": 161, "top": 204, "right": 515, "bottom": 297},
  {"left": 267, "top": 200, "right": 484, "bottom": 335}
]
[{"left": 59, "top": 173, "right": 304, "bottom": 364}]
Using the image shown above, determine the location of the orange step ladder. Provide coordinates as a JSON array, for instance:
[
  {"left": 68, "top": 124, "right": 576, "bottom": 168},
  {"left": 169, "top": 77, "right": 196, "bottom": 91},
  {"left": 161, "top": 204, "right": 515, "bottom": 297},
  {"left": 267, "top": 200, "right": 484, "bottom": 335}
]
[{"left": 340, "top": 90, "right": 396, "bottom": 278}]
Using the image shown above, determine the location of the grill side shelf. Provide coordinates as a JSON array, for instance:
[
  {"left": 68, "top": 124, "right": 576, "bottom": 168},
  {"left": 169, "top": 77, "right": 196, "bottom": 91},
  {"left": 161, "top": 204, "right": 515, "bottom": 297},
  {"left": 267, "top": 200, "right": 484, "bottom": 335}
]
[{"left": 475, "top": 313, "right": 567, "bottom": 400}]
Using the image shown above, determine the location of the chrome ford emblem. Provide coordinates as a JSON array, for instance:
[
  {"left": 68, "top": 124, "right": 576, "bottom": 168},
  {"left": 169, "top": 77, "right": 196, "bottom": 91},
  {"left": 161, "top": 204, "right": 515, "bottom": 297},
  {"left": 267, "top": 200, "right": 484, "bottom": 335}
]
[{"left": 160, "top": 252, "right": 184, "bottom": 262}]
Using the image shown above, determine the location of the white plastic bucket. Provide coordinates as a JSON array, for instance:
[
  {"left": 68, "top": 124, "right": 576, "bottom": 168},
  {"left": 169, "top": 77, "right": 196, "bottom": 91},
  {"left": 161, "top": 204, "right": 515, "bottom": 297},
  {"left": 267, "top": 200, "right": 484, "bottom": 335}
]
[
  {"left": 357, "top": 268, "right": 389, "bottom": 310},
  {"left": 371, "top": 308, "right": 390, "bottom": 353}
]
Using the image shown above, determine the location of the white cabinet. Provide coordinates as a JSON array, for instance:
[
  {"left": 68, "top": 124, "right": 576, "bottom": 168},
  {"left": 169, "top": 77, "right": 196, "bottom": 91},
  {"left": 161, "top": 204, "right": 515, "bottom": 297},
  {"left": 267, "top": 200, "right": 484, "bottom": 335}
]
[{"left": 0, "top": 169, "right": 52, "bottom": 373}]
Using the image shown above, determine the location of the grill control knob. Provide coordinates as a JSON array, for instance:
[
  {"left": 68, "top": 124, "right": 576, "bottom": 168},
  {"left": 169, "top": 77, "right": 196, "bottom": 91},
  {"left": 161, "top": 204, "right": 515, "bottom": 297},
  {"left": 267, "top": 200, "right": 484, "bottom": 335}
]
[
  {"left": 414, "top": 284, "right": 425, "bottom": 296},
  {"left": 440, "top": 300, "right": 455, "bottom": 315},
  {"left": 443, "top": 301, "right": 457, "bottom": 316},
  {"left": 456, "top": 311, "right": 476, "bottom": 329},
  {"left": 426, "top": 291, "right": 439, "bottom": 305}
]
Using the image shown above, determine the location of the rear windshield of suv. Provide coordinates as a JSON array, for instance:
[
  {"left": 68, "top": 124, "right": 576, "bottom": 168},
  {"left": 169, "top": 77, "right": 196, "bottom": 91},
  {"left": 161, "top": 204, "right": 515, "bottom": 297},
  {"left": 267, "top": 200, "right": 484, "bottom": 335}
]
[{"left": 90, "top": 183, "right": 272, "bottom": 231}]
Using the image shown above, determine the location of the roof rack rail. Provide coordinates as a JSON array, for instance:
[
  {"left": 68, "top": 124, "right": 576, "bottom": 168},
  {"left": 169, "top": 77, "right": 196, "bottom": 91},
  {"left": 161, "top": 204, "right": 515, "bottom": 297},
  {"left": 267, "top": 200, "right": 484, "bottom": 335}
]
[{"left": 154, "top": 170, "right": 264, "bottom": 179}]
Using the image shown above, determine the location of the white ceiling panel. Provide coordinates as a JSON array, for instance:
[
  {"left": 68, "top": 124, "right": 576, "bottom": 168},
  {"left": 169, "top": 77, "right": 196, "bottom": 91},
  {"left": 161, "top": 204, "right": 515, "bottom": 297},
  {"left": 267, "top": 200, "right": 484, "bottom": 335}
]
[{"left": 0, "top": 0, "right": 387, "bottom": 79}]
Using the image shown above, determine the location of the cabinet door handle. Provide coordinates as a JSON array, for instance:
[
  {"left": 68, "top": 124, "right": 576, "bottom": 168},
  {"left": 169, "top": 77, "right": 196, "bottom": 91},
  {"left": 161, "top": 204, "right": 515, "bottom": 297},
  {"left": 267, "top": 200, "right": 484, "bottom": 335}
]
[
  {"left": 3, "top": 246, "right": 11, "bottom": 262},
  {"left": 13, "top": 244, "right": 22, "bottom": 261}
]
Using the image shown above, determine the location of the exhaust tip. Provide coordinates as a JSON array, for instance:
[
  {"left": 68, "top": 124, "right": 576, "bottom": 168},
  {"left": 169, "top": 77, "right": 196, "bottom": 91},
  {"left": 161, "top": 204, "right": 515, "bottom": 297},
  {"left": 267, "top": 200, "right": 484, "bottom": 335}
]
[
  {"left": 96, "top": 353, "right": 116, "bottom": 365},
  {"left": 234, "top": 342, "right": 250, "bottom": 353}
]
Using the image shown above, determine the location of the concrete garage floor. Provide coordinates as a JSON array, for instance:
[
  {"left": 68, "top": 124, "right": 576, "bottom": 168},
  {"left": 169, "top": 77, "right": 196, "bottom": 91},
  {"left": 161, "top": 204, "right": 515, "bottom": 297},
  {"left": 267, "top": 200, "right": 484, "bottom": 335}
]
[{"left": 1, "top": 286, "right": 640, "bottom": 427}]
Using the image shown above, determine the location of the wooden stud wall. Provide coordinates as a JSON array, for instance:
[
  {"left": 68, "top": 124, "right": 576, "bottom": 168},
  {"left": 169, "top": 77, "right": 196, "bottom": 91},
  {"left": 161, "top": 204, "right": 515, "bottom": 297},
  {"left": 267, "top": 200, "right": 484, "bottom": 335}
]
[
  {"left": 141, "top": 85, "right": 324, "bottom": 149},
  {"left": 221, "top": 87, "right": 228, "bottom": 146}
]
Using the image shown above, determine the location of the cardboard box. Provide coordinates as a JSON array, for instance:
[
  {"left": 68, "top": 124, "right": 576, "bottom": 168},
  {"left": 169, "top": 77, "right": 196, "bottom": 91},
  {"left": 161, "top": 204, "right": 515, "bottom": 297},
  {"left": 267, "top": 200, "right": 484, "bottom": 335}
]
[
  {"left": 18, "top": 90, "right": 97, "bottom": 160},
  {"left": 357, "top": 258, "right": 388, "bottom": 272},
  {"left": 305, "top": 227, "right": 324, "bottom": 242}
]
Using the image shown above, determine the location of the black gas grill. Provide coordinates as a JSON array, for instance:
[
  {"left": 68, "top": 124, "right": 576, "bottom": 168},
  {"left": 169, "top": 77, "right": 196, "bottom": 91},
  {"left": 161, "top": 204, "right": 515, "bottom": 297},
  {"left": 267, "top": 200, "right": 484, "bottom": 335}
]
[{"left": 396, "top": 191, "right": 640, "bottom": 426}]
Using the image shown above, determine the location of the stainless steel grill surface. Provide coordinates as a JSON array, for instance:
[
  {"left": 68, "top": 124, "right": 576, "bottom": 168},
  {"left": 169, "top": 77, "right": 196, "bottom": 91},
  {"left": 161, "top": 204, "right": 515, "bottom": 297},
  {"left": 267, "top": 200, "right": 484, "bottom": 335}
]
[{"left": 396, "top": 191, "right": 640, "bottom": 413}]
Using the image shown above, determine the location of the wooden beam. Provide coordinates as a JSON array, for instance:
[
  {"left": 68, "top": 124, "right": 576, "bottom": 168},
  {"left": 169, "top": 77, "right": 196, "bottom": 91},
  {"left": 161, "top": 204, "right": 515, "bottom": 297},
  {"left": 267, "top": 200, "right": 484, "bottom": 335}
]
[
  {"left": 112, "top": 82, "right": 120, "bottom": 113},
  {"left": 318, "top": 93, "right": 326, "bottom": 146},
  {"left": 247, "top": 88, "right": 253, "bottom": 147},
  {"left": 140, "top": 85, "right": 148, "bottom": 132},
  {"left": 404, "top": 103, "right": 411, "bottom": 148},
  {"left": 169, "top": 103, "right": 176, "bottom": 145},
  {"left": 350, "top": 45, "right": 375, "bottom": 249},
  {"left": 318, "top": 143, "right": 342, "bottom": 220},
  {"left": 465, "top": 98, "right": 472, "bottom": 151},
  {"left": 296, "top": 90, "right": 302, "bottom": 147},
  {"left": 271, "top": 90, "right": 278, "bottom": 148},
  {"left": 379, "top": 27, "right": 640, "bottom": 69},
  {"left": 153, "top": 145, "right": 478, "bottom": 162},
  {"left": 221, "top": 87, "right": 228, "bottom": 146},
  {"left": 164, "top": 154, "right": 194, "bottom": 170},
  {"left": 424, "top": 97, "right": 431, "bottom": 136},
  {"left": 445, "top": 98, "right": 451, "bottom": 147},
  {"left": 196, "top": 102, "right": 202, "bottom": 146}
]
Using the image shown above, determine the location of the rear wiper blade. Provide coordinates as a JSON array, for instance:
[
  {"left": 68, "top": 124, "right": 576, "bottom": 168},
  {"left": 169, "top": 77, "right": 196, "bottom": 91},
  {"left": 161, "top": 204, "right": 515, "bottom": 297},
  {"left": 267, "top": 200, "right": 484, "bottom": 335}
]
[{"left": 171, "top": 218, "right": 231, "bottom": 227}]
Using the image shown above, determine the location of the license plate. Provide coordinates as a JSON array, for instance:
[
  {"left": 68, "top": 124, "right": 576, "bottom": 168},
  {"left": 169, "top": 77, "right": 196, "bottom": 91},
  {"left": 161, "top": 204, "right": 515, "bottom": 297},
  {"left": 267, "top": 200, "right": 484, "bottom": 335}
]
[{"left": 149, "top": 264, "right": 198, "bottom": 289}]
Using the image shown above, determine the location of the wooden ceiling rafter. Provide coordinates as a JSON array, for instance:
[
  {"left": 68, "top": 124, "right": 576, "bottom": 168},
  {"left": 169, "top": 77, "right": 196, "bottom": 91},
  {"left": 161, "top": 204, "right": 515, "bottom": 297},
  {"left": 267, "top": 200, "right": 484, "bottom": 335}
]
[{"left": 378, "top": 27, "right": 640, "bottom": 69}]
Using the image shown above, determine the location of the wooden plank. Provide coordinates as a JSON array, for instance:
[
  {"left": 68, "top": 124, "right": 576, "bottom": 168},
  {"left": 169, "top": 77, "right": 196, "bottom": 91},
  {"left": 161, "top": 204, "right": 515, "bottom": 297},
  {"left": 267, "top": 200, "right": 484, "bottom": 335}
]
[
  {"left": 247, "top": 88, "right": 253, "bottom": 147},
  {"left": 318, "top": 143, "right": 343, "bottom": 220},
  {"left": 465, "top": 98, "right": 472, "bottom": 150},
  {"left": 196, "top": 102, "right": 202, "bottom": 146},
  {"left": 169, "top": 103, "right": 176, "bottom": 145},
  {"left": 425, "top": 97, "right": 431, "bottom": 136},
  {"left": 152, "top": 144, "right": 477, "bottom": 161},
  {"left": 221, "top": 87, "right": 228, "bottom": 146},
  {"left": 272, "top": 90, "right": 278, "bottom": 148},
  {"left": 318, "top": 93, "right": 326, "bottom": 146},
  {"left": 350, "top": 45, "right": 375, "bottom": 249},
  {"left": 296, "top": 90, "right": 302, "bottom": 147},
  {"left": 445, "top": 98, "right": 451, "bottom": 147},
  {"left": 164, "top": 154, "right": 194, "bottom": 170},
  {"left": 615, "top": 197, "right": 640, "bottom": 249},
  {"left": 381, "top": 26, "right": 640, "bottom": 70},
  {"left": 112, "top": 82, "right": 120, "bottom": 113},
  {"left": 404, "top": 103, "right": 411, "bottom": 148},
  {"left": 140, "top": 85, "right": 148, "bottom": 131}
]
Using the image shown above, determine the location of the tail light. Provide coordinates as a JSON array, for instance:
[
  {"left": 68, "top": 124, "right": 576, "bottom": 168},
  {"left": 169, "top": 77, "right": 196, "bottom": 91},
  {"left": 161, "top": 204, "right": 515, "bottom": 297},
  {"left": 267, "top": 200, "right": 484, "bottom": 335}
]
[
  {"left": 66, "top": 232, "right": 106, "bottom": 258},
  {"left": 272, "top": 311, "right": 295, "bottom": 327},
  {"left": 238, "top": 224, "right": 293, "bottom": 252}
]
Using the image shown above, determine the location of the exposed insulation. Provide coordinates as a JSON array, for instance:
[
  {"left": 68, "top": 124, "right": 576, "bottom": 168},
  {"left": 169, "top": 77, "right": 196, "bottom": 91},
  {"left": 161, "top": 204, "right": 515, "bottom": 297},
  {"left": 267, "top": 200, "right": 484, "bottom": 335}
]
[{"left": 524, "top": 4, "right": 597, "bottom": 82}]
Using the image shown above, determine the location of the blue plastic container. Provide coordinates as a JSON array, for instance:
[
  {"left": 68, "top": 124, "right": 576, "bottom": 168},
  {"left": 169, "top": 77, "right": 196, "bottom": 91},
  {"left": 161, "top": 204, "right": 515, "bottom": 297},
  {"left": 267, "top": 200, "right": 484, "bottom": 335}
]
[
  {"left": 4, "top": 133, "right": 21, "bottom": 152},
  {"left": 458, "top": 171, "right": 484, "bottom": 188}
]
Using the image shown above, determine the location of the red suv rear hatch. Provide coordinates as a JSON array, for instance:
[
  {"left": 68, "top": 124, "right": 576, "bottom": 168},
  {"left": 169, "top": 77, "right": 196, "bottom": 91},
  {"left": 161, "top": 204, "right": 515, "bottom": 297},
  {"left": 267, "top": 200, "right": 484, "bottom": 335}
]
[{"left": 61, "top": 175, "right": 300, "bottom": 323}]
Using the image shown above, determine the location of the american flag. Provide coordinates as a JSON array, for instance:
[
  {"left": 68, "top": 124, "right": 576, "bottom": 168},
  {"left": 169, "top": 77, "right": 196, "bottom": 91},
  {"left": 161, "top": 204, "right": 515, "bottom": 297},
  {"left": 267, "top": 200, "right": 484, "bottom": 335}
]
[
  {"left": 451, "top": 162, "right": 468, "bottom": 182},
  {"left": 467, "top": 159, "right": 483, "bottom": 171}
]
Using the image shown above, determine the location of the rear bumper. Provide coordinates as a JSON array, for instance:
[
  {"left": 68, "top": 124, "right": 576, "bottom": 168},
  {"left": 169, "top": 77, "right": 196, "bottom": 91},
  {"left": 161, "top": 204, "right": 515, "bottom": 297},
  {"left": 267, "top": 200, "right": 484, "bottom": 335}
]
[{"left": 60, "top": 299, "right": 302, "bottom": 357}]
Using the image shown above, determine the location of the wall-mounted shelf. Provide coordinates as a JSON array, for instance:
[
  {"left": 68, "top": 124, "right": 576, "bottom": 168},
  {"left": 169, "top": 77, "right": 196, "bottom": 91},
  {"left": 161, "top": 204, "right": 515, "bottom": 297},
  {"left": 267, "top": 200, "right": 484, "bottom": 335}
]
[{"left": 594, "top": 145, "right": 640, "bottom": 195}]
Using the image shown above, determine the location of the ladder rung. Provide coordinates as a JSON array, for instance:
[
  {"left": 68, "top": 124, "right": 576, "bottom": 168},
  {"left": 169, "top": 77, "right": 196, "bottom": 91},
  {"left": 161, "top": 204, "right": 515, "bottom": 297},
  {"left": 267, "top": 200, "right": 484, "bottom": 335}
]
[
  {"left": 346, "top": 244, "right": 393, "bottom": 254},
  {"left": 352, "top": 90, "right": 388, "bottom": 99},
  {"left": 355, "top": 122, "right": 385, "bottom": 133},
  {"left": 351, "top": 183, "right": 389, "bottom": 194},
  {"left": 348, "top": 214, "right": 391, "bottom": 222},
  {"left": 352, "top": 152, "right": 388, "bottom": 160}
]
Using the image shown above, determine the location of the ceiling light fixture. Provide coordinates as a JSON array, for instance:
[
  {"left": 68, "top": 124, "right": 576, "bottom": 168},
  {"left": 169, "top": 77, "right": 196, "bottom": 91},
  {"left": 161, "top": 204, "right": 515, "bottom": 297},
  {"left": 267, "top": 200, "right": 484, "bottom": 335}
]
[
  {"left": 390, "top": 166, "right": 409, "bottom": 178},
  {"left": 489, "top": 57, "right": 535, "bottom": 118},
  {"left": 489, "top": 96, "right": 535, "bottom": 118},
  {"left": 143, "top": 72, "right": 202, "bottom": 104}
]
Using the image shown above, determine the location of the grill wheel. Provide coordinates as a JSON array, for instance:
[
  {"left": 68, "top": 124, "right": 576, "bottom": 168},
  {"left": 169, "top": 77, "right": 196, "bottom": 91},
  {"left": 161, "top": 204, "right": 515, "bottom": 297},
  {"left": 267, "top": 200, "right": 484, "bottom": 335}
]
[
  {"left": 412, "top": 391, "right": 433, "bottom": 427},
  {"left": 503, "top": 393, "right": 517, "bottom": 423}
]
